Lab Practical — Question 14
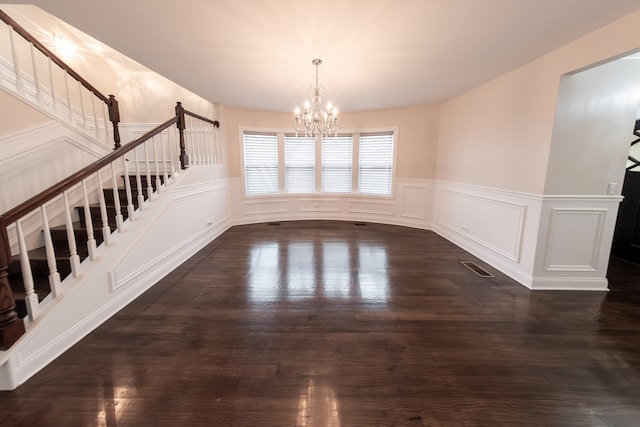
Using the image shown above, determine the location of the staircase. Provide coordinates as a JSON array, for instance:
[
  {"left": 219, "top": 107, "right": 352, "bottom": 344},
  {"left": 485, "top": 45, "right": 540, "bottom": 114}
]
[
  {"left": 0, "top": 7, "right": 224, "bottom": 391},
  {"left": 6, "top": 174, "right": 167, "bottom": 318}
]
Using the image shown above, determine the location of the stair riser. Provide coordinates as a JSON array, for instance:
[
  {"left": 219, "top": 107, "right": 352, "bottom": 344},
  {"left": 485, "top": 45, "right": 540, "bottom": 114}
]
[
  {"left": 103, "top": 188, "right": 141, "bottom": 209},
  {"left": 50, "top": 228, "right": 104, "bottom": 255},
  {"left": 76, "top": 205, "right": 129, "bottom": 229},
  {"left": 125, "top": 174, "right": 166, "bottom": 193},
  {"left": 9, "top": 258, "right": 72, "bottom": 285}
]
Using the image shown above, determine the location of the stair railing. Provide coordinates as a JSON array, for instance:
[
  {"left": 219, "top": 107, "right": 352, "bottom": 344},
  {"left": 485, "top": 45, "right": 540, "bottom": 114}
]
[
  {"left": 0, "top": 103, "right": 219, "bottom": 349},
  {"left": 0, "top": 9, "right": 121, "bottom": 149},
  {"left": 179, "top": 103, "right": 222, "bottom": 167}
]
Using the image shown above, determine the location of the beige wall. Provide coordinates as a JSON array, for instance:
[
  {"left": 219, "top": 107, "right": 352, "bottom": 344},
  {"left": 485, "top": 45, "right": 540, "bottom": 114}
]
[
  {"left": 342, "top": 106, "right": 440, "bottom": 180},
  {"left": 221, "top": 104, "right": 440, "bottom": 180},
  {"left": 544, "top": 58, "right": 640, "bottom": 195},
  {"left": 1, "top": 4, "right": 216, "bottom": 126},
  {"left": 437, "top": 10, "right": 640, "bottom": 195},
  {"left": 1, "top": 5, "right": 120, "bottom": 104},
  {"left": 0, "top": 91, "right": 51, "bottom": 136},
  {"left": 116, "top": 71, "right": 216, "bottom": 123}
]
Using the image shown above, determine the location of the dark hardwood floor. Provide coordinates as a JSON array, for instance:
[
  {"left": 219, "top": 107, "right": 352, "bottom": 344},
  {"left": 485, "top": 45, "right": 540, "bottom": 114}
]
[{"left": 0, "top": 220, "right": 638, "bottom": 426}]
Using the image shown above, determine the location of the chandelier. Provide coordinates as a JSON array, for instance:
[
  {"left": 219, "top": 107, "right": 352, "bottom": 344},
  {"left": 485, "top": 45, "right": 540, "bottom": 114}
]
[{"left": 293, "top": 58, "right": 339, "bottom": 137}]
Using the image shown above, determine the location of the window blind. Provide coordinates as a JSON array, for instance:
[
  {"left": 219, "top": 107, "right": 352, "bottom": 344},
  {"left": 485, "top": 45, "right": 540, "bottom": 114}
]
[
  {"left": 358, "top": 132, "right": 394, "bottom": 195},
  {"left": 285, "top": 134, "right": 315, "bottom": 193},
  {"left": 243, "top": 132, "right": 278, "bottom": 195},
  {"left": 322, "top": 135, "right": 353, "bottom": 193}
]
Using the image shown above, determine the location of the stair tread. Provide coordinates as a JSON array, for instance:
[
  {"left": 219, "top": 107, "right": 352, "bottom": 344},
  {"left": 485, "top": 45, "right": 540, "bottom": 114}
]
[
  {"left": 49, "top": 221, "right": 101, "bottom": 232},
  {"left": 10, "top": 245, "right": 88, "bottom": 265}
]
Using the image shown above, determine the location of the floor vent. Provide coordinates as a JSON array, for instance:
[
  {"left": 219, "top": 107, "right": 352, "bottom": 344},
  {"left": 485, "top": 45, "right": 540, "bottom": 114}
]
[
  {"left": 354, "top": 222, "right": 367, "bottom": 226},
  {"left": 460, "top": 261, "right": 494, "bottom": 277},
  {"left": 268, "top": 222, "right": 281, "bottom": 226}
]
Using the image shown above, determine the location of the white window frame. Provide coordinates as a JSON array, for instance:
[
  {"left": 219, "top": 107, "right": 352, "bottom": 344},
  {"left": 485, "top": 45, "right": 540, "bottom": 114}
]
[
  {"left": 240, "top": 127, "right": 398, "bottom": 198},
  {"left": 358, "top": 132, "right": 396, "bottom": 196}
]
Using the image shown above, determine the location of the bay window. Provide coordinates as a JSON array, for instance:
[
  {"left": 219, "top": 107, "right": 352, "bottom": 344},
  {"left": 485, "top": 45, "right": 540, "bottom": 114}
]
[{"left": 242, "top": 129, "right": 395, "bottom": 196}]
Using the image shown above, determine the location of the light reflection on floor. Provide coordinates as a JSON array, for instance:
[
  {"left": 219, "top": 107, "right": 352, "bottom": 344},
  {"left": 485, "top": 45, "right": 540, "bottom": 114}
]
[
  {"left": 296, "top": 378, "right": 341, "bottom": 427},
  {"left": 248, "top": 240, "right": 389, "bottom": 303}
]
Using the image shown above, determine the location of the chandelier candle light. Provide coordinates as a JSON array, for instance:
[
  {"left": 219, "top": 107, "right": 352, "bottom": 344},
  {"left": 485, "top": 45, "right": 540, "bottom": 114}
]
[{"left": 294, "top": 58, "right": 339, "bottom": 137}]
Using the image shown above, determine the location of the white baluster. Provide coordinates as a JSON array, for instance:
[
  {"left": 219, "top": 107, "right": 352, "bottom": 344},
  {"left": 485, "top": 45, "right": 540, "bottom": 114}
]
[
  {"left": 188, "top": 117, "right": 196, "bottom": 165},
  {"left": 41, "top": 205, "right": 62, "bottom": 297},
  {"left": 96, "top": 170, "right": 112, "bottom": 246},
  {"left": 111, "top": 162, "right": 124, "bottom": 232},
  {"left": 199, "top": 121, "right": 205, "bottom": 165},
  {"left": 184, "top": 122, "right": 193, "bottom": 166},
  {"left": 194, "top": 119, "right": 202, "bottom": 165},
  {"left": 204, "top": 123, "right": 212, "bottom": 165},
  {"left": 30, "top": 44, "right": 41, "bottom": 104},
  {"left": 62, "top": 191, "right": 82, "bottom": 278},
  {"left": 8, "top": 27, "right": 23, "bottom": 94},
  {"left": 212, "top": 123, "right": 219, "bottom": 164},
  {"left": 16, "top": 219, "right": 39, "bottom": 321},
  {"left": 168, "top": 127, "right": 178, "bottom": 177},
  {"left": 64, "top": 70, "right": 72, "bottom": 122},
  {"left": 102, "top": 102, "right": 110, "bottom": 144},
  {"left": 205, "top": 123, "right": 212, "bottom": 165},
  {"left": 122, "top": 157, "right": 136, "bottom": 220},
  {"left": 134, "top": 147, "right": 145, "bottom": 209},
  {"left": 91, "top": 96, "right": 99, "bottom": 140},
  {"left": 47, "top": 57, "right": 56, "bottom": 114},
  {"left": 144, "top": 142, "right": 154, "bottom": 200},
  {"left": 78, "top": 82, "right": 87, "bottom": 130},
  {"left": 192, "top": 119, "right": 207, "bottom": 165},
  {"left": 81, "top": 180, "right": 97, "bottom": 260},
  {"left": 160, "top": 131, "right": 169, "bottom": 184},
  {"left": 153, "top": 136, "right": 162, "bottom": 192}
]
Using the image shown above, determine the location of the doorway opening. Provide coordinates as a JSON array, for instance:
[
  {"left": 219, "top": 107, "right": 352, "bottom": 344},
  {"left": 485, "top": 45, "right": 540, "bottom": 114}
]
[{"left": 612, "top": 119, "right": 640, "bottom": 264}]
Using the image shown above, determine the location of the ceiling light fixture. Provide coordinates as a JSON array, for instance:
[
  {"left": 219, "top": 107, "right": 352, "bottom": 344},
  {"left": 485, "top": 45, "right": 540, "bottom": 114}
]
[{"left": 294, "top": 58, "right": 338, "bottom": 137}]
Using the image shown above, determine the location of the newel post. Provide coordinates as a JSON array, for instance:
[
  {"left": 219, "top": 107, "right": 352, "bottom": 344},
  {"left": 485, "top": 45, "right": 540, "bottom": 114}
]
[
  {"left": 108, "top": 95, "right": 121, "bottom": 150},
  {"left": 176, "top": 102, "right": 188, "bottom": 169},
  {"left": 0, "top": 217, "right": 25, "bottom": 350}
]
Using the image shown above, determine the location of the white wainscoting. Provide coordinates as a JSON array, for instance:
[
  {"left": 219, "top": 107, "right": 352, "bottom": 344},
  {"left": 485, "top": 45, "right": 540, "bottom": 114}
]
[
  {"left": 531, "top": 196, "right": 622, "bottom": 290},
  {"left": 436, "top": 187, "right": 527, "bottom": 262},
  {"left": 432, "top": 181, "right": 541, "bottom": 288},
  {"left": 230, "top": 178, "right": 433, "bottom": 229},
  {"left": 298, "top": 199, "right": 341, "bottom": 213},
  {"left": 399, "top": 183, "right": 429, "bottom": 220},
  {"left": 110, "top": 179, "right": 229, "bottom": 292},
  {"left": 545, "top": 208, "right": 606, "bottom": 271}
]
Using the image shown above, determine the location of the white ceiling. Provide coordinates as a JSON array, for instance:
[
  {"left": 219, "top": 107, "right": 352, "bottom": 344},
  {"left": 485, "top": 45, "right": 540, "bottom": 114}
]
[{"left": 3, "top": 0, "right": 640, "bottom": 113}]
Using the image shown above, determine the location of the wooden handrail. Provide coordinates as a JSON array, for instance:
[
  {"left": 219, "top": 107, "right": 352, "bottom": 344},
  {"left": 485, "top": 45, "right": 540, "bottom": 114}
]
[
  {"left": 184, "top": 110, "right": 220, "bottom": 128},
  {"left": 1, "top": 116, "right": 177, "bottom": 225},
  {"left": 0, "top": 9, "right": 107, "bottom": 103},
  {"left": 0, "top": 9, "right": 121, "bottom": 149}
]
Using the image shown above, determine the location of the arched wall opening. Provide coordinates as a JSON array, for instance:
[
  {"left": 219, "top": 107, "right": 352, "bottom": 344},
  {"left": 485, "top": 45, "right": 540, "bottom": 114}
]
[{"left": 532, "top": 52, "right": 640, "bottom": 289}]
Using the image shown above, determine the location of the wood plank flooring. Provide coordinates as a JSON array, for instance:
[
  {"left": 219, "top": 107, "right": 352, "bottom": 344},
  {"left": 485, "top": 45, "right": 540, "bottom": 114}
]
[{"left": 1, "top": 220, "right": 639, "bottom": 426}]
